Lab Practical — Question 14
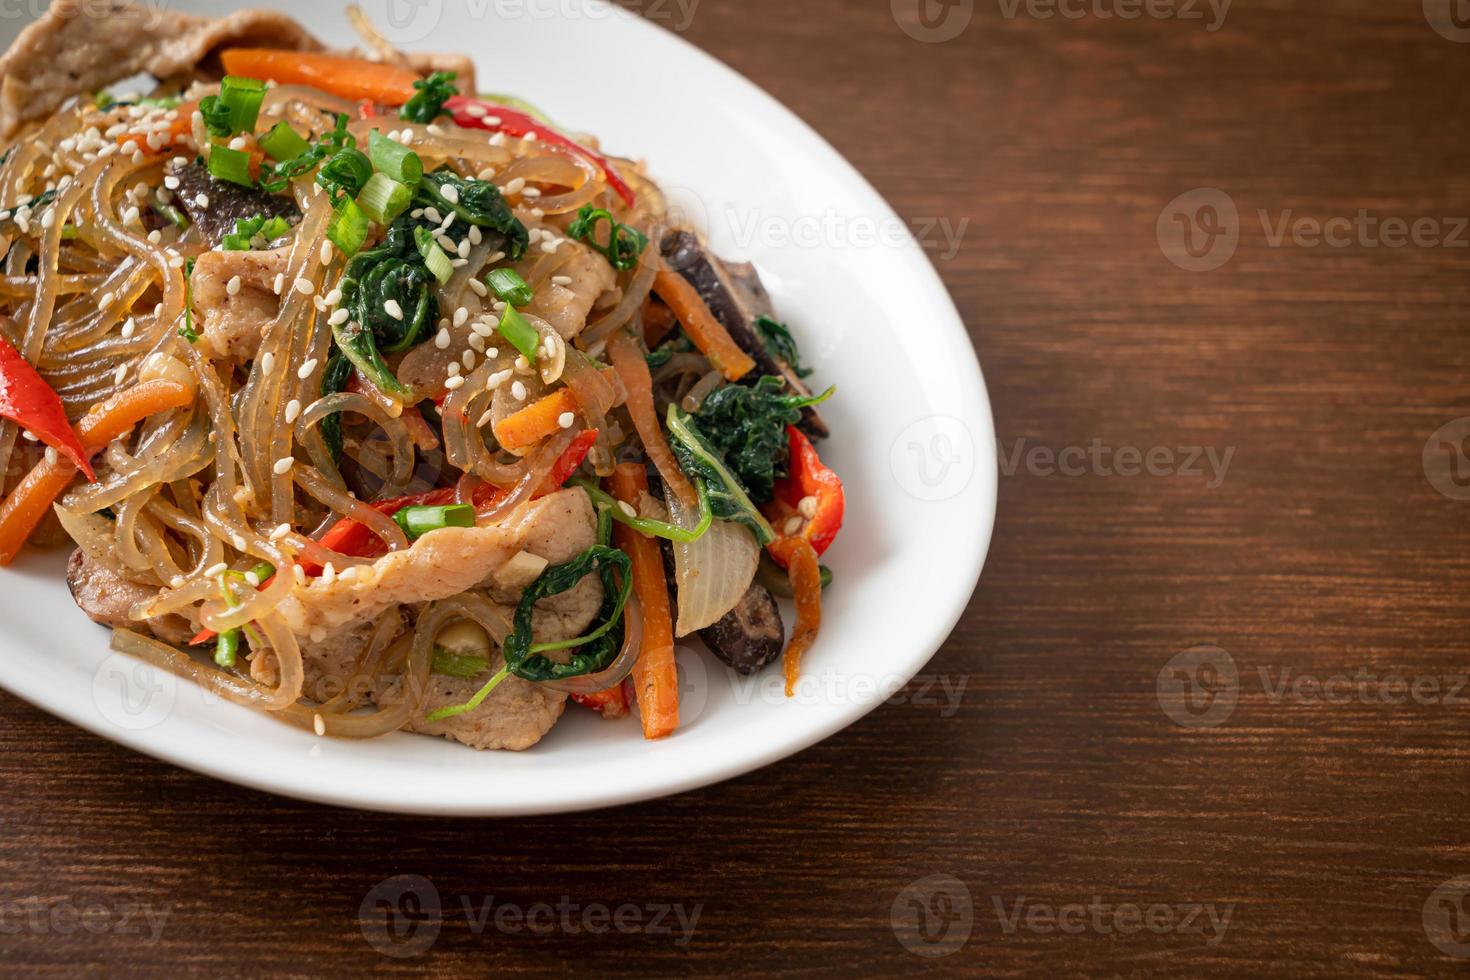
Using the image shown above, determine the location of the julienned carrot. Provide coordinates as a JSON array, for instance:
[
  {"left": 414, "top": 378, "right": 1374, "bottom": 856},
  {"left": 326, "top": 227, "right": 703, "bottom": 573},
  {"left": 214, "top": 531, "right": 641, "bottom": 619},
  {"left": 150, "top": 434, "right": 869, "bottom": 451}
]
[
  {"left": 494, "top": 389, "right": 578, "bottom": 452},
  {"left": 782, "top": 538, "right": 823, "bottom": 698},
  {"left": 0, "top": 380, "right": 195, "bottom": 565},
  {"left": 609, "top": 463, "right": 679, "bottom": 740},
  {"left": 220, "top": 49, "right": 420, "bottom": 106},
  {"left": 652, "top": 269, "right": 756, "bottom": 382},
  {"left": 642, "top": 297, "right": 677, "bottom": 348},
  {"left": 606, "top": 330, "right": 696, "bottom": 509}
]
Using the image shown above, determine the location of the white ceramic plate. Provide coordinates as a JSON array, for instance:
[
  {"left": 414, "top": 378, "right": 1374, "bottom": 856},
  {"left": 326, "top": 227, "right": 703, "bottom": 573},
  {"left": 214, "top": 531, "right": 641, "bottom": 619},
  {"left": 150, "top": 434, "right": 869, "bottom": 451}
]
[{"left": 0, "top": 0, "right": 995, "bottom": 815}]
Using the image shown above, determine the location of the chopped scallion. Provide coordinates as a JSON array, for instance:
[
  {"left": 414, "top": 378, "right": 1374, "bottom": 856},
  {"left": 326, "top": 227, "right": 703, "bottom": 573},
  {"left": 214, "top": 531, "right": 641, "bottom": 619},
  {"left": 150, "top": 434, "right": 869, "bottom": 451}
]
[
  {"left": 259, "top": 121, "right": 310, "bottom": 162},
  {"left": 218, "top": 75, "right": 268, "bottom": 134},
  {"left": 431, "top": 646, "right": 492, "bottom": 679},
  {"left": 328, "top": 197, "right": 370, "bottom": 257},
  {"left": 206, "top": 145, "right": 253, "bottom": 187},
  {"left": 393, "top": 504, "right": 476, "bottom": 540},
  {"left": 413, "top": 225, "right": 454, "bottom": 284},
  {"left": 358, "top": 172, "right": 413, "bottom": 225},
  {"left": 215, "top": 629, "right": 240, "bottom": 668},
  {"left": 486, "top": 268, "right": 533, "bottom": 307},
  {"left": 497, "top": 306, "right": 540, "bottom": 361},
  {"left": 368, "top": 130, "right": 423, "bottom": 187}
]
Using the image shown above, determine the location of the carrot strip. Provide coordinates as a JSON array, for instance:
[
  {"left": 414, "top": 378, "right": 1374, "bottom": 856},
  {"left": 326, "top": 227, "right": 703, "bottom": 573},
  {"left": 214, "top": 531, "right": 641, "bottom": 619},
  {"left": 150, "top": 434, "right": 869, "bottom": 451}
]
[
  {"left": 642, "top": 297, "right": 678, "bottom": 348},
  {"left": 220, "top": 49, "right": 420, "bottom": 106},
  {"left": 783, "top": 539, "right": 823, "bottom": 698},
  {"left": 609, "top": 463, "right": 679, "bottom": 739},
  {"left": 0, "top": 380, "right": 195, "bottom": 565},
  {"left": 494, "top": 389, "right": 579, "bottom": 452},
  {"left": 652, "top": 269, "right": 756, "bottom": 382},
  {"left": 606, "top": 330, "right": 696, "bottom": 509}
]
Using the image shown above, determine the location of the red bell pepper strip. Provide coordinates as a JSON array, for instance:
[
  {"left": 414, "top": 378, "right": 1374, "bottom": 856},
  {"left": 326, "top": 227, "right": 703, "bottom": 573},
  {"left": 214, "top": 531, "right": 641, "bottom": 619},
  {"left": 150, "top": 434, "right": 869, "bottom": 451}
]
[
  {"left": 572, "top": 680, "right": 632, "bottom": 718},
  {"left": 299, "top": 429, "right": 599, "bottom": 575},
  {"left": 443, "top": 96, "right": 636, "bottom": 208},
  {"left": 0, "top": 336, "right": 93, "bottom": 480},
  {"left": 764, "top": 426, "right": 843, "bottom": 569}
]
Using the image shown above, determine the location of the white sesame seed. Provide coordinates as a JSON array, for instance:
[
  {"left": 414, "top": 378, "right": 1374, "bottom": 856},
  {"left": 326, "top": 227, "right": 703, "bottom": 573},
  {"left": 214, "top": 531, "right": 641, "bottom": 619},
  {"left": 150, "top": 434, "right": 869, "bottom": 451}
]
[
  {"left": 163, "top": 175, "right": 180, "bottom": 190},
  {"left": 558, "top": 412, "right": 575, "bottom": 429},
  {"left": 272, "top": 273, "right": 285, "bottom": 295},
  {"left": 313, "top": 295, "right": 327, "bottom": 312},
  {"left": 112, "top": 364, "right": 127, "bottom": 385},
  {"left": 441, "top": 183, "right": 460, "bottom": 205},
  {"left": 244, "top": 570, "right": 261, "bottom": 588},
  {"left": 226, "top": 275, "right": 242, "bottom": 296},
  {"left": 798, "top": 495, "right": 819, "bottom": 519},
  {"left": 325, "top": 288, "right": 343, "bottom": 306},
  {"left": 170, "top": 576, "right": 185, "bottom": 589},
  {"left": 204, "top": 563, "right": 228, "bottom": 578},
  {"left": 321, "top": 563, "right": 336, "bottom": 585},
  {"left": 618, "top": 501, "right": 637, "bottom": 519},
  {"left": 476, "top": 409, "right": 495, "bottom": 428},
  {"left": 511, "top": 380, "right": 526, "bottom": 401},
  {"left": 99, "top": 291, "right": 115, "bottom": 309},
  {"left": 294, "top": 277, "right": 315, "bottom": 295},
  {"left": 320, "top": 240, "right": 334, "bottom": 265},
  {"left": 423, "top": 207, "right": 442, "bottom": 225},
  {"left": 297, "top": 358, "right": 318, "bottom": 379},
  {"left": 444, "top": 375, "right": 466, "bottom": 391},
  {"left": 20, "top": 430, "right": 35, "bottom": 442},
  {"left": 270, "top": 523, "right": 291, "bottom": 541},
  {"left": 552, "top": 275, "right": 573, "bottom": 286},
  {"left": 469, "top": 226, "right": 483, "bottom": 245},
  {"left": 468, "top": 277, "right": 488, "bottom": 298},
  {"left": 503, "top": 177, "right": 526, "bottom": 195},
  {"left": 43, "top": 447, "right": 57, "bottom": 465},
  {"left": 273, "top": 457, "right": 295, "bottom": 475},
  {"left": 147, "top": 229, "right": 162, "bottom": 244},
  {"left": 784, "top": 516, "right": 805, "bottom": 536},
  {"left": 465, "top": 104, "right": 488, "bottom": 118},
  {"left": 194, "top": 193, "right": 209, "bottom": 208},
  {"left": 328, "top": 308, "right": 349, "bottom": 326},
  {"left": 522, "top": 188, "right": 542, "bottom": 200},
  {"left": 462, "top": 350, "right": 476, "bottom": 370},
  {"left": 453, "top": 307, "right": 469, "bottom": 328},
  {"left": 383, "top": 298, "right": 404, "bottom": 320},
  {"left": 313, "top": 713, "right": 326, "bottom": 737},
  {"left": 471, "top": 319, "right": 494, "bottom": 339},
  {"left": 467, "top": 333, "right": 486, "bottom": 353},
  {"left": 434, "top": 327, "right": 451, "bottom": 349},
  {"left": 293, "top": 564, "right": 307, "bottom": 586},
  {"left": 447, "top": 362, "right": 461, "bottom": 377},
  {"left": 120, "top": 317, "right": 135, "bottom": 339},
  {"left": 540, "top": 240, "right": 560, "bottom": 254},
  {"left": 284, "top": 399, "right": 302, "bottom": 424}
]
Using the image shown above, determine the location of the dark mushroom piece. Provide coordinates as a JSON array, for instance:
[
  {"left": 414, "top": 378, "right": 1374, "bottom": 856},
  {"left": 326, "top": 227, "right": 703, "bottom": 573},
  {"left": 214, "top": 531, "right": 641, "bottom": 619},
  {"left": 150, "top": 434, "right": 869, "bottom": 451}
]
[
  {"left": 167, "top": 162, "right": 299, "bottom": 248},
  {"left": 660, "top": 229, "right": 829, "bottom": 439},
  {"left": 698, "top": 582, "right": 784, "bottom": 675}
]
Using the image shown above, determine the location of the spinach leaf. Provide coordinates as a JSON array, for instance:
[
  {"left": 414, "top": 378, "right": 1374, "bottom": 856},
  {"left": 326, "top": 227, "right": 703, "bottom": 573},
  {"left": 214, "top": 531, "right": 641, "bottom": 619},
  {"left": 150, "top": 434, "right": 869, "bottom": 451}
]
[
  {"left": 400, "top": 71, "right": 459, "bottom": 124},
  {"left": 688, "top": 375, "right": 834, "bottom": 504},
  {"left": 502, "top": 545, "right": 634, "bottom": 681},
  {"left": 318, "top": 353, "right": 353, "bottom": 463},
  {"left": 415, "top": 170, "right": 529, "bottom": 261},
  {"left": 666, "top": 403, "right": 777, "bottom": 546},
  {"left": 755, "top": 315, "right": 813, "bottom": 379},
  {"left": 567, "top": 205, "right": 647, "bottom": 271},
  {"left": 332, "top": 214, "right": 439, "bottom": 395}
]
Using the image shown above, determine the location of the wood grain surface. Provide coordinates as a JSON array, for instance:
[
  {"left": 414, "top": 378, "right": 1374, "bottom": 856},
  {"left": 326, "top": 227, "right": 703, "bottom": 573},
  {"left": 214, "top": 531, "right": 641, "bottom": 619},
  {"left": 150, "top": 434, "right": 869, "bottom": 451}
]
[{"left": 3, "top": 0, "right": 1469, "bottom": 975}]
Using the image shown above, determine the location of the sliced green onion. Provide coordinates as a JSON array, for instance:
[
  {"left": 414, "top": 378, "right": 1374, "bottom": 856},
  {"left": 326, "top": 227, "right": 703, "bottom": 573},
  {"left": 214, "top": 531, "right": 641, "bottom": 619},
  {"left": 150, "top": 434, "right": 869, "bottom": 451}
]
[
  {"left": 218, "top": 75, "right": 268, "bottom": 134},
  {"left": 358, "top": 172, "right": 413, "bottom": 225},
  {"left": 486, "top": 268, "right": 533, "bottom": 307},
  {"left": 393, "top": 503, "right": 476, "bottom": 540},
  {"left": 368, "top": 130, "right": 423, "bottom": 186},
  {"left": 260, "top": 216, "right": 291, "bottom": 240},
  {"left": 259, "top": 120, "right": 310, "bottom": 162},
  {"left": 215, "top": 628, "right": 240, "bottom": 668},
  {"left": 431, "top": 646, "right": 492, "bottom": 679},
  {"left": 317, "top": 147, "right": 374, "bottom": 200},
  {"left": 496, "top": 305, "right": 540, "bottom": 361},
  {"left": 413, "top": 225, "right": 454, "bottom": 284},
  {"left": 248, "top": 561, "right": 276, "bottom": 583},
  {"left": 207, "top": 145, "right": 253, "bottom": 187},
  {"left": 572, "top": 478, "right": 714, "bottom": 543},
  {"left": 328, "top": 197, "right": 371, "bottom": 257}
]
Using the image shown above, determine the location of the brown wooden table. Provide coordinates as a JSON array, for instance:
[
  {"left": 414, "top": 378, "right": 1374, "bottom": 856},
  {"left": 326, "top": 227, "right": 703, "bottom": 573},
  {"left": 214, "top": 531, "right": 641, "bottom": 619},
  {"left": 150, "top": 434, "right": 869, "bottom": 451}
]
[{"left": 4, "top": 0, "right": 1470, "bottom": 974}]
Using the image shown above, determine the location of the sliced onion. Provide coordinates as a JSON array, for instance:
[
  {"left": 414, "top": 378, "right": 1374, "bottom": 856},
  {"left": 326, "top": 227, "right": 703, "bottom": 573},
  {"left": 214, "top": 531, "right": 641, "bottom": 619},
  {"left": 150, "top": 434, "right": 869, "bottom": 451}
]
[{"left": 668, "top": 493, "right": 758, "bottom": 637}]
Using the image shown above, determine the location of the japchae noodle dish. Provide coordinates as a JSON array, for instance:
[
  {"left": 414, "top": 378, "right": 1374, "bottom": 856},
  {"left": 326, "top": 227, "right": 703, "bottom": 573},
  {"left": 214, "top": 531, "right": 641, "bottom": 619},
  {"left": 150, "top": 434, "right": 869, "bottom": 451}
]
[{"left": 0, "top": 2, "right": 842, "bottom": 749}]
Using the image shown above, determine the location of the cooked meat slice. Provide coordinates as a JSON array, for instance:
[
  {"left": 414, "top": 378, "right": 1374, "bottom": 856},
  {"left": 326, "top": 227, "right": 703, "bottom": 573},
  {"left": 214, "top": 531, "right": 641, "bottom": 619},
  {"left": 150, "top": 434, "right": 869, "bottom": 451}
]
[
  {"left": 190, "top": 244, "right": 291, "bottom": 361},
  {"left": 277, "top": 488, "right": 601, "bottom": 640},
  {"left": 65, "top": 548, "right": 192, "bottom": 644},
  {"left": 409, "top": 671, "right": 567, "bottom": 752},
  {"left": 699, "top": 582, "right": 784, "bottom": 675},
  {"left": 661, "top": 230, "right": 829, "bottom": 438},
  {"left": 168, "top": 163, "right": 299, "bottom": 249},
  {"left": 523, "top": 244, "right": 617, "bottom": 340},
  {"left": 250, "top": 611, "right": 401, "bottom": 707},
  {"left": 0, "top": 0, "right": 322, "bottom": 136}
]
